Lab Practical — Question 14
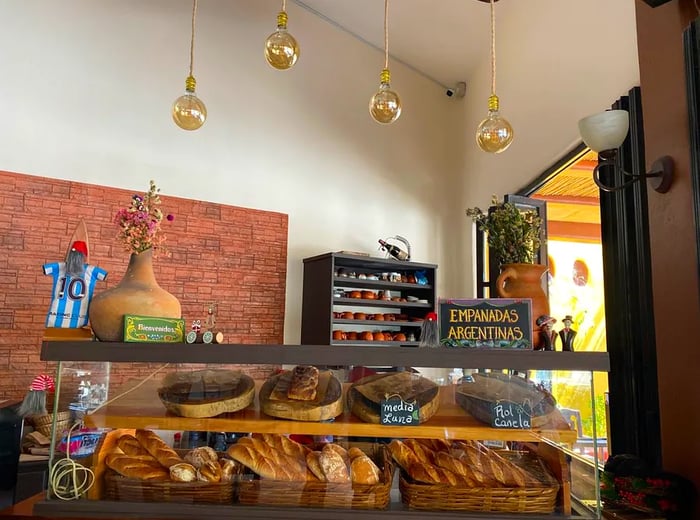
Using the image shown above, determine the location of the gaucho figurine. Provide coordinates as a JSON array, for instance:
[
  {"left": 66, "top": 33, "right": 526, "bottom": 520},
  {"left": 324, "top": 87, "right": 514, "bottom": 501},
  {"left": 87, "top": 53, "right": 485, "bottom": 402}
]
[
  {"left": 559, "top": 315, "right": 577, "bottom": 352},
  {"left": 535, "top": 315, "right": 557, "bottom": 351}
]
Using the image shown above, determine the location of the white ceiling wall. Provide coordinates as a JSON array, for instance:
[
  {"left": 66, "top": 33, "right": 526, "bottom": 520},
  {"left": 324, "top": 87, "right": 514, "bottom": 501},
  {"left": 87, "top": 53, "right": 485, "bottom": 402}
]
[
  {"left": 449, "top": 0, "right": 640, "bottom": 297},
  {"left": 0, "top": 0, "right": 639, "bottom": 336}
]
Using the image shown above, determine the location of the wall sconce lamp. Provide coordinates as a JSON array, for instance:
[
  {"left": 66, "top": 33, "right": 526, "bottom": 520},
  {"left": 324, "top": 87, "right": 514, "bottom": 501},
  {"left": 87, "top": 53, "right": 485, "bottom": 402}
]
[{"left": 578, "top": 109, "right": 674, "bottom": 193}]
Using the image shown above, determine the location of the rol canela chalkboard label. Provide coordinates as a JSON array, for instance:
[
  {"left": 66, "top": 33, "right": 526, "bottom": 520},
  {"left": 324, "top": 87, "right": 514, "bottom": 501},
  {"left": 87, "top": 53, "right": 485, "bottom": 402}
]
[
  {"left": 380, "top": 395, "right": 419, "bottom": 426},
  {"left": 491, "top": 400, "right": 532, "bottom": 429},
  {"left": 438, "top": 298, "right": 532, "bottom": 348}
]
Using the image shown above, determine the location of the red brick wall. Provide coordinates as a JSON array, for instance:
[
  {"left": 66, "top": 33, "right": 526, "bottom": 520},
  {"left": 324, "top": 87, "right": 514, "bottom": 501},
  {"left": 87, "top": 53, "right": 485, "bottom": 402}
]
[{"left": 0, "top": 171, "right": 288, "bottom": 402}]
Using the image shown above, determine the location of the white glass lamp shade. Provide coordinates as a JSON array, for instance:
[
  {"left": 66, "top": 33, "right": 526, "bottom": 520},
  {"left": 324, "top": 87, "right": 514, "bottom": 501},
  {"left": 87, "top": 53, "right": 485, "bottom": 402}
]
[{"left": 578, "top": 109, "right": 629, "bottom": 153}]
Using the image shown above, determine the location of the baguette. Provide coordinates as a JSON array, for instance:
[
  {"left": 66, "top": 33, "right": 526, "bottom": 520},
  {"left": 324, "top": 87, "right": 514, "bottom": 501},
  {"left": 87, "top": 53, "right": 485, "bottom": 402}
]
[
  {"left": 117, "top": 434, "right": 152, "bottom": 458},
  {"left": 105, "top": 452, "right": 170, "bottom": 481},
  {"left": 227, "top": 443, "right": 304, "bottom": 481},
  {"left": 134, "top": 429, "right": 182, "bottom": 469},
  {"left": 388, "top": 440, "right": 421, "bottom": 472},
  {"left": 416, "top": 438, "right": 451, "bottom": 453},
  {"left": 404, "top": 439, "right": 437, "bottom": 465},
  {"left": 433, "top": 452, "right": 477, "bottom": 486},
  {"left": 407, "top": 462, "right": 458, "bottom": 485}
]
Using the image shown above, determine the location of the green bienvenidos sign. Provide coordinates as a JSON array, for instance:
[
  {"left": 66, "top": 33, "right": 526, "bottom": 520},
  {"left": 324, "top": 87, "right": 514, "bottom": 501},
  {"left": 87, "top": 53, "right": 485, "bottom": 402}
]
[
  {"left": 438, "top": 298, "right": 532, "bottom": 349},
  {"left": 123, "top": 315, "right": 185, "bottom": 343}
]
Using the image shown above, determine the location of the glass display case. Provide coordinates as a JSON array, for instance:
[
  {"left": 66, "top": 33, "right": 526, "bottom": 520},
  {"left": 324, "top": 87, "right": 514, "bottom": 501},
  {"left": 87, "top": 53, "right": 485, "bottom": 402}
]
[{"left": 35, "top": 342, "right": 609, "bottom": 519}]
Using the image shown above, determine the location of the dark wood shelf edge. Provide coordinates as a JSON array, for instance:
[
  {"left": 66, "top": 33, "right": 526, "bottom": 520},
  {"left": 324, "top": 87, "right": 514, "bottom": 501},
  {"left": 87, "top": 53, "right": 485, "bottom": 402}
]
[
  {"left": 333, "top": 277, "right": 433, "bottom": 290},
  {"left": 333, "top": 320, "right": 423, "bottom": 327},
  {"left": 303, "top": 251, "right": 438, "bottom": 271},
  {"left": 334, "top": 298, "right": 432, "bottom": 308},
  {"left": 41, "top": 342, "right": 610, "bottom": 371},
  {"left": 30, "top": 499, "right": 580, "bottom": 520}
]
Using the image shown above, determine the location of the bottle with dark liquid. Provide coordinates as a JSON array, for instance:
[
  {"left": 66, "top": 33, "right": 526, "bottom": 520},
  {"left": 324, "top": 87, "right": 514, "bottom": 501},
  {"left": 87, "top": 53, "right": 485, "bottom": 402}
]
[{"left": 378, "top": 239, "right": 409, "bottom": 261}]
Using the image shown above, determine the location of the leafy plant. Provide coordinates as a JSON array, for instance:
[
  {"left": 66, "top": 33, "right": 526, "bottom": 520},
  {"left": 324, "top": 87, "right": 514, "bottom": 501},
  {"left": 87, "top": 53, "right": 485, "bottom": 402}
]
[{"left": 466, "top": 195, "right": 543, "bottom": 265}]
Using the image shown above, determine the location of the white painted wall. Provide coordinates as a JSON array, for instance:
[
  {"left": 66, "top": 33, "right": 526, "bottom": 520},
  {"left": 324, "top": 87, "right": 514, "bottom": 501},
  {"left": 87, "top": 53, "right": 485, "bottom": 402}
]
[
  {"left": 450, "top": 0, "right": 640, "bottom": 297},
  {"left": 0, "top": 0, "right": 639, "bottom": 342},
  {"left": 0, "top": 0, "right": 462, "bottom": 343}
]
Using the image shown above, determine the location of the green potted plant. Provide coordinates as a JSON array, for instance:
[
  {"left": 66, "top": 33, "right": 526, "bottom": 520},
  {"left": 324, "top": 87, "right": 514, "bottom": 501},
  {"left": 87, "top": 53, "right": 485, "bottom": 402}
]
[
  {"left": 466, "top": 196, "right": 550, "bottom": 350},
  {"left": 466, "top": 195, "right": 542, "bottom": 266}
]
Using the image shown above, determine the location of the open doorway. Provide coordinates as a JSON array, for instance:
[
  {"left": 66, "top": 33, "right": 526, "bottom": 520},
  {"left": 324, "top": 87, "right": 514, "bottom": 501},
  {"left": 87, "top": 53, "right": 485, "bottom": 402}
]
[{"left": 528, "top": 148, "right": 609, "bottom": 462}]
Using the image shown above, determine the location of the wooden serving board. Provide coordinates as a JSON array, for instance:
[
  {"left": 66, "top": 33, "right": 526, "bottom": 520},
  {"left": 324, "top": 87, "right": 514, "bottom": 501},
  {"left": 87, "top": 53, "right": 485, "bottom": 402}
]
[
  {"left": 346, "top": 372, "right": 440, "bottom": 424},
  {"left": 259, "top": 370, "right": 343, "bottom": 422},
  {"left": 158, "top": 370, "right": 255, "bottom": 418}
]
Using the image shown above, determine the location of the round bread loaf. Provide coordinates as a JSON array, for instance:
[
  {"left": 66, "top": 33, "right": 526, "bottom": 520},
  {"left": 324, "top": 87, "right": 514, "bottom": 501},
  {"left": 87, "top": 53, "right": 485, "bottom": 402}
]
[{"left": 170, "top": 462, "right": 197, "bottom": 482}]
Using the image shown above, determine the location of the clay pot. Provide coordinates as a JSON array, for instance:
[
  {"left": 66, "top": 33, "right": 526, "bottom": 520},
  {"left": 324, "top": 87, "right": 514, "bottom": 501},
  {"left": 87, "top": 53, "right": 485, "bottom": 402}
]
[
  {"left": 495, "top": 263, "right": 550, "bottom": 350},
  {"left": 88, "top": 249, "right": 181, "bottom": 341}
]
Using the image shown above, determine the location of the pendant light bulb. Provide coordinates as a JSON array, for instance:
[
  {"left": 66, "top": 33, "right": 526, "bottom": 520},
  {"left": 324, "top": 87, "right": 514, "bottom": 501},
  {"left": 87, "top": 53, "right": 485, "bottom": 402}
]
[
  {"left": 172, "top": 0, "right": 206, "bottom": 131},
  {"left": 369, "top": 69, "right": 402, "bottom": 124},
  {"left": 265, "top": 10, "right": 299, "bottom": 70},
  {"left": 476, "top": 95, "right": 513, "bottom": 153},
  {"left": 476, "top": 0, "right": 512, "bottom": 153},
  {"left": 172, "top": 75, "right": 207, "bottom": 131}
]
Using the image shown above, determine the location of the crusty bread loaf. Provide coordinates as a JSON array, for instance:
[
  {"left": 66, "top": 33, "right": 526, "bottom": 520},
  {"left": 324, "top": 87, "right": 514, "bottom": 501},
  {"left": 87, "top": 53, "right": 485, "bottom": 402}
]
[
  {"left": 306, "top": 451, "right": 326, "bottom": 481},
  {"left": 323, "top": 443, "right": 350, "bottom": 470},
  {"left": 197, "top": 460, "right": 222, "bottom": 483},
  {"left": 184, "top": 446, "right": 218, "bottom": 469},
  {"left": 388, "top": 440, "right": 421, "bottom": 472},
  {"left": 227, "top": 443, "right": 305, "bottom": 481},
  {"left": 257, "top": 433, "right": 311, "bottom": 462},
  {"left": 105, "top": 452, "right": 170, "bottom": 481},
  {"left": 347, "top": 447, "right": 365, "bottom": 461},
  {"left": 319, "top": 445, "right": 350, "bottom": 482},
  {"left": 134, "top": 429, "right": 182, "bottom": 469},
  {"left": 117, "top": 434, "right": 152, "bottom": 458},
  {"left": 220, "top": 459, "right": 236, "bottom": 483},
  {"left": 350, "top": 454, "right": 380, "bottom": 485},
  {"left": 237, "top": 437, "right": 306, "bottom": 475},
  {"left": 287, "top": 365, "right": 320, "bottom": 401},
  {"left": 170, "top": 462, "right": 197, "bottom": 482}
]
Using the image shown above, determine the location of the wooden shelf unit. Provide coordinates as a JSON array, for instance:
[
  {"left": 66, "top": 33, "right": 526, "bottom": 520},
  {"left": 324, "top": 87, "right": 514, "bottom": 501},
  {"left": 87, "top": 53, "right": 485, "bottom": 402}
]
[{"left": 301, "top": 252, "right": 438, "bottom": 346}]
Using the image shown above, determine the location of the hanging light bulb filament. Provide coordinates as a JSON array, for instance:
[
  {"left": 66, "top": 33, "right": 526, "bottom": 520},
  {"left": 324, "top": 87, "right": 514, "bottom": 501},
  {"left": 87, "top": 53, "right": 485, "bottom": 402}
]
[
  {"left": 172, "top": 0, "right": 207, "bottom": 131},
  {"left": 265, "top": 0, "right": 300, "bottom": 70},
  {"left": 476, "top": 0, "right": 513, "bottom": 153},
  {"left": 369, "top": 0, "right": 401, "bottom": 124}
]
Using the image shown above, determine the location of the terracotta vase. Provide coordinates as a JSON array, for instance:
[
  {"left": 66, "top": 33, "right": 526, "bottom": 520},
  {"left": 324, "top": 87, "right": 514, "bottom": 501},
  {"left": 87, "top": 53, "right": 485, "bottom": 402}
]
[
  {"left": 495, "top": 263, "right": 550, "bottom": 350},
  {"left": 88, "top": 248, "right": 181, "bottom": 342}
]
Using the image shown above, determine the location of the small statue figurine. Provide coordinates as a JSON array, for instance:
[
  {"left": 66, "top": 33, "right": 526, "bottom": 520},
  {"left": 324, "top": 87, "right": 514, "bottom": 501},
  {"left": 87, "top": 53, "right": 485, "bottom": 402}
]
[
  {"left": 535, "top": 315, "right": 557, "bottom": 351},
  {"left": 559, "top": 315, "right": 577, "bottom": 352}
]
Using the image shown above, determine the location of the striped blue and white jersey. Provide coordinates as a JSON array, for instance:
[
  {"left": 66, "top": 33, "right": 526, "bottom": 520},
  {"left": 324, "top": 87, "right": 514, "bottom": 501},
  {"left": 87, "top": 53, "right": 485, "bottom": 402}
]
[{"left": 43, "top": 262, "right": 108, "bottom": 328}]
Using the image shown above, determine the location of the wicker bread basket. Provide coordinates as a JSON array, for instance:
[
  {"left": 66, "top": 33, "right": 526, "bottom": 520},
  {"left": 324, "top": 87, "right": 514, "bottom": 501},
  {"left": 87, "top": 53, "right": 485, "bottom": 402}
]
[
  {"left": 104, "top": 471, "right": 234, "bottom": 505},
  {"left": 236, "top": 444, "right": 393, "bottom": 510},
  {"left": 32, "top": 410, "right": 72, "bottom": 437},
  {"left": 399, "top": 450, "right": 560, "bottom": 513}
]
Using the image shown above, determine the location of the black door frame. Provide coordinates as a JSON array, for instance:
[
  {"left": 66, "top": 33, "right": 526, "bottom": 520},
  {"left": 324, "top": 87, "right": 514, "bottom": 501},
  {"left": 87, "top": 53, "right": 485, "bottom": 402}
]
[{"left": 518, "top": 88, "right": 662, "bottom": 468}]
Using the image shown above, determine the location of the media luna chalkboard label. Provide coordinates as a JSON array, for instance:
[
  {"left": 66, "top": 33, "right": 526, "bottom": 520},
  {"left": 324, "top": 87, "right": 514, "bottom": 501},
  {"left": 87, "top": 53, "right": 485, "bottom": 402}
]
[
  {"left": 380, "top": 397, "right": 419, "bottom": 426},
  {"left": 491, "top": 401, "right": 532, "bottom": 429}
]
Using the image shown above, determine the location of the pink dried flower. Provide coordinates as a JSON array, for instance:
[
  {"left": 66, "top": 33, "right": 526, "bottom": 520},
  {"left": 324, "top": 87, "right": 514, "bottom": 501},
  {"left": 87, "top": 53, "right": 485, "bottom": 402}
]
[{"left": 114, "top": 180, "right": 171, "bottom": 256}]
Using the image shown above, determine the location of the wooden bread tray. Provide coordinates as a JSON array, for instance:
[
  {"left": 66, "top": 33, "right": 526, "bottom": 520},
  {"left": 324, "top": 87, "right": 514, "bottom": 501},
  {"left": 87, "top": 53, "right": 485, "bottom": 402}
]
[
  {"left": 236, "top": 444, "right": 393, "bottom": 510},
  {"left": 399, "top": 450, "right": 560, "bottom": 513}
]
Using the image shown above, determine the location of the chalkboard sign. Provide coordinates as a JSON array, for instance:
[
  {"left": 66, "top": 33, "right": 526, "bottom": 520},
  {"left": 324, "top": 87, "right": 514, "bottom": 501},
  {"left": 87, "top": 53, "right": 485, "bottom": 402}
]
[
  {"left": 438, "top": 298, "right": 532, "bottom": 348},
  {"left": 380, "top": 397, "right": 419, "bottom": 426},
  {"left": 491, "top": 401, "right": 532, "bottom": 429}
]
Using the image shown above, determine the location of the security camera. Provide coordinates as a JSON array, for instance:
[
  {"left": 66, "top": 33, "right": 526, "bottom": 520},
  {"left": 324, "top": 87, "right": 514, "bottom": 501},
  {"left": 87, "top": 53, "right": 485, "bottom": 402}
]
[{"left": 446, "top": 81, "right": 467, "bottom": 100}]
